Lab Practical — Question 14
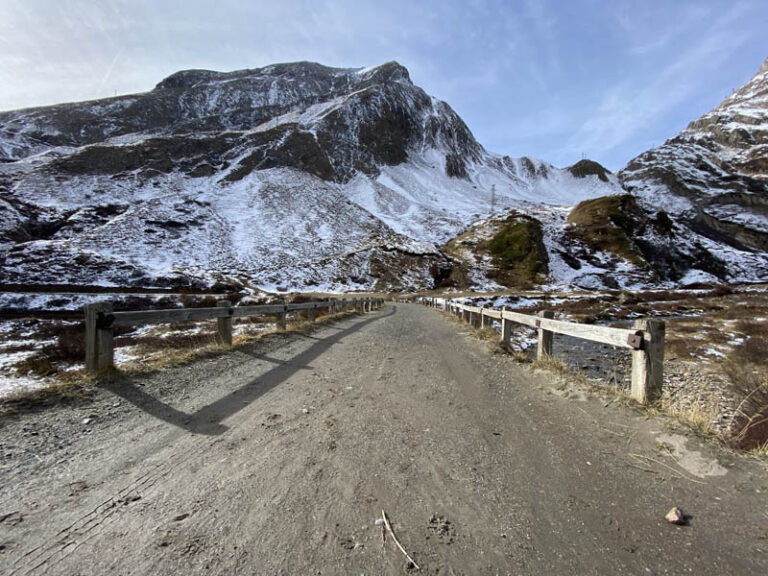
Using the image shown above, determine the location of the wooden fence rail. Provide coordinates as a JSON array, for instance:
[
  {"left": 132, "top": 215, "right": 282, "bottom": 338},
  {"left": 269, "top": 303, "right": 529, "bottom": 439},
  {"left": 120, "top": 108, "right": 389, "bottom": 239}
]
[
  {"left": 85, "top": 297, "right": 384, "bottom": 374},
  {"left": 422, "top": 298, "right": 664, "bottom": 405}
]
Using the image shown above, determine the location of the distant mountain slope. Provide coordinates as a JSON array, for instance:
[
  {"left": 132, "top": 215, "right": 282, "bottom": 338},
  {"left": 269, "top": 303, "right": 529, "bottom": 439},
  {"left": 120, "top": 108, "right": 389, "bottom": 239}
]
[
  {"left": 618, "top": 56, "right": 768, "bottom": 283},
  {"left": 0, "top": 61, "right": 621, "bottom": 292}
]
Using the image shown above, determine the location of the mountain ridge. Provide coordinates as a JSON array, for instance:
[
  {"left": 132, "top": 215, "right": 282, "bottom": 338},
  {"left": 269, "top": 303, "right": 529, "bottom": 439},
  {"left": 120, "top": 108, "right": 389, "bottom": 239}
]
[{"left": 1, "top": 58, "right": 766, "bottom": 294}]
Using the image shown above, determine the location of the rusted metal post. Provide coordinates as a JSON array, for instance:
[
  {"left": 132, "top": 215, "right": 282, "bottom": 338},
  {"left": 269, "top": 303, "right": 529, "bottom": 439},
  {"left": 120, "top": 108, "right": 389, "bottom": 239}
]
[
  {"left": 631, "top": 319, "right": 665, "bottom": 404},
  {"left": 216, "top": 300, "right": 232, "bottom": 346},
  {"left": 537, "top": 310, "right": 554, "bottom": 360}
]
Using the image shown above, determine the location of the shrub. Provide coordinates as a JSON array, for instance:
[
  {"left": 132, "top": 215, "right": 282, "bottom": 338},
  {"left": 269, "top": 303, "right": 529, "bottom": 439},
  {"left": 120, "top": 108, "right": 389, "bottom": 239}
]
[{"left": 726, "top": 321, "right": 768, "bottom": 450}]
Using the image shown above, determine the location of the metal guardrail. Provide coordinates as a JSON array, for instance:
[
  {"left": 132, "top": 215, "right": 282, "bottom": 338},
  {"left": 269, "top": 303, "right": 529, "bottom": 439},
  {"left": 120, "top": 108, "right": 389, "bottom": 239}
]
[
  {"left": 84, "top": 297, "right": 384, "bottom": 373},
  {"left": 420, "top": 298, "right": 665, "bottom": 405}
]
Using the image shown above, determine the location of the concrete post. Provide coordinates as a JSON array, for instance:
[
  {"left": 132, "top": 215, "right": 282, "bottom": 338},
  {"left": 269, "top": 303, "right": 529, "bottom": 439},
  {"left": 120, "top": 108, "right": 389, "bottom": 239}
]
[
  {"left": 631, "top": 319, "right": 665, "bottom": 404},
  {"left": 216, "top": 300, "right": 233, "bottom": 346},
  {"left": 536, "top": 310, "right": 554, "bottom": 360}
]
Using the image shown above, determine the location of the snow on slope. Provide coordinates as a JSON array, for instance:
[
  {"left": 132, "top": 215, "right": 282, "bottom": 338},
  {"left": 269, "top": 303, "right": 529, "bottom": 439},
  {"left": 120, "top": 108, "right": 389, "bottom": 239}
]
[
  {"left": 345, "top": 148, "right": 622, "bottom": 245},
  {"left": 13, "top": 57, "right": 764, "bottom": 293},
  {"left": 619, "top": 56, "right": 768, "bottom": 283},
  {"left": 2, "top": 150, "right": 621, "bottom": 291},
  {"left": 0, "top": 60, "right": 632, "bottom": 292}
]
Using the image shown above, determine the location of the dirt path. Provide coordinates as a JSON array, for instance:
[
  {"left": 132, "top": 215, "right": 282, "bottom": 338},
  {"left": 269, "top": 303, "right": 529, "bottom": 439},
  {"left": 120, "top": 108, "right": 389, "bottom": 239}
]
[{"left": 1, "top": 304, "right": 766, "bottom": 575}]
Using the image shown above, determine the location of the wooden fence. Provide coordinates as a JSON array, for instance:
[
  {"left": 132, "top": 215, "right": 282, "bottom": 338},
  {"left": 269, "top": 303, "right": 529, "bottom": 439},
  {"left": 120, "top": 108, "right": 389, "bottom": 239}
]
[
  {"left": 422, "top": 298, "right": 665, "bottom": 405},
  {"left": 84, "top": 297, "right": 384, "bottom": 373}
]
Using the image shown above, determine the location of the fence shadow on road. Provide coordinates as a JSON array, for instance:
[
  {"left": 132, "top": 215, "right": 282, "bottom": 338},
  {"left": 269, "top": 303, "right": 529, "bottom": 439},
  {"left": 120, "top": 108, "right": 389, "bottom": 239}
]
[{"left": 100, "top": 306, "right": 396, "bottom": 435}]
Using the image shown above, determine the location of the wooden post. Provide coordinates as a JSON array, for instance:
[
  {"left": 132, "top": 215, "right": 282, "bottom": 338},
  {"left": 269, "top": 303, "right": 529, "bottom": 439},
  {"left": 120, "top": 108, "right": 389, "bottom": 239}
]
[
  {"left": 85, "top": 301, "right": 113, "bottom": 373},
  {"left": 480, "top": 307, "right": 489, "bottom": 329},
  {"left": 631, "top": 319, "right": 665, "bottom": 404},
  {"left": 308, "top": 304, "right": 316, "bottom": 323},
  {"left": 501, "top": 306, "right": 512, "bottom": 345},
  {"left": 216, "top": 300, "right": 232, "bottom": 346},
  {"left": 537, "top": 310, "right": 554, "bottom": 361},
  {"left": 278, "top": 300, "right": 287, "bottom": 330},
  {"left": 98, "top": 317, "right": 114, "bottom": 372}
]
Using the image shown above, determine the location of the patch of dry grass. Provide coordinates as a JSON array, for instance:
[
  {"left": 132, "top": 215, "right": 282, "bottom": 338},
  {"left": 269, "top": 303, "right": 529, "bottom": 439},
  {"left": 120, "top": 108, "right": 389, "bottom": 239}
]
[
  {"left": 474, "top": 326, "right": 500, "bottom": 341},
  {"left": 722, "top": 320, "right": 768, "bottom": 450},
  {"left": 748, "top": 440, "right": 768, "bottom": 459},
  {"left": 530, "top": 355, "right": 570, "bottom": 375},
  {"left": 3, "top": 308, "right": 364, "bottom": 409},
  {"left": 665, "top": 397, "right": 721, "bottom": 438},
  {"left": 1, "top": 373, "right": 97, "bottom": 413}
]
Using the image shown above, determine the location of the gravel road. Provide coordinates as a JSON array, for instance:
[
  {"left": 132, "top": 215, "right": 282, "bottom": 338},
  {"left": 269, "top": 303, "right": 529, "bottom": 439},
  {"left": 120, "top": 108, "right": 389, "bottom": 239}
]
[{"left": 1, "top": 303, "right": 766, "bottom": 575}]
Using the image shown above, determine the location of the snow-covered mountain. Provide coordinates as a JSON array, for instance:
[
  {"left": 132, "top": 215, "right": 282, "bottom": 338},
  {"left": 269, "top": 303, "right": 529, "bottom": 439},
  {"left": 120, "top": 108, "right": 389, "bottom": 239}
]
[
  {"left": 618, "top": 56, "right": 768, "bottom": 285},
  {"left": 0, "top": 61, "right": 621, "bottom": 292}
]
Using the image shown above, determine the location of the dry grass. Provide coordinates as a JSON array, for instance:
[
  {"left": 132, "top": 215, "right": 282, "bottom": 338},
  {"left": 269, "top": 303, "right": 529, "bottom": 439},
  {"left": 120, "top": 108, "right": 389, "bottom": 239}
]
[
  {"left": 2, "top": 308, "right": 363, "bottom": 408},
  {"left": 748, "top": 440, "right": 768, "bottom": 458},
  {"left": 665, "top": 396, "right": 721, "bottom": 438},
  {"left": 722, "top": 319, "right": 768, "bottom": 450},
  {"left": 117, "top": 309, "right": 359, "bottom": 375},
  {"left": 530, "top": 355, "right": 570, "bottom": 375},
  {"left": 474, "top": 326, "right": 500, "bottom": 341},
  {"left": 1, "top": 373, "right": 97, "bottom": 413}
]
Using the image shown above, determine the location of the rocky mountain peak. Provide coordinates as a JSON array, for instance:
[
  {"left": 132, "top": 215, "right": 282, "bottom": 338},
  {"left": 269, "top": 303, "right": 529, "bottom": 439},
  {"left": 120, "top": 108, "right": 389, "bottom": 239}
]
[
  {"left": 619, "top": 55, "right": 768, "bottom": 282},
  {"left": 154, "top": 69, "right": 227, "bottom": 90}
]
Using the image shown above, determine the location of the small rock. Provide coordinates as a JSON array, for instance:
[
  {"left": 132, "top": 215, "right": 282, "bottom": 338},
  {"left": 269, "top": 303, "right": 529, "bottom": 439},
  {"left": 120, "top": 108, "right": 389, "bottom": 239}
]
[
  {"left": 302, "top": 408, "right": 310, "bottom": 415},
  {"left": 172, "top": 513, "right": 189, "bottom": 522},
  {"left": 374, "top": 518, "right": 384, "bottom": 526},
  {"left": 665, "top": 506, "right": 686, "bottom": 525},
  {"left": 82, "top": 418, "right": 92, "bottom": 425}
]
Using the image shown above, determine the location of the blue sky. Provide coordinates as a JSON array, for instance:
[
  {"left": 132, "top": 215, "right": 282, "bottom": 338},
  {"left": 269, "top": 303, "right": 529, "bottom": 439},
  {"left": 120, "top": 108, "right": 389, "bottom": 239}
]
[{"left": 0, "top": 0, "right": 766, "bottom": 170}]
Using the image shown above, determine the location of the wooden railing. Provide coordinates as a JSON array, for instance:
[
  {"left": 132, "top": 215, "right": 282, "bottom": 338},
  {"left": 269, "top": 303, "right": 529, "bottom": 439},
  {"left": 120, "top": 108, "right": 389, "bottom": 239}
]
[
  {"left": 421, "top": 298, "right": 665, "bottom": 405},
  {"left": 84, "top": 297, "right": 384, "bottom": 373}
]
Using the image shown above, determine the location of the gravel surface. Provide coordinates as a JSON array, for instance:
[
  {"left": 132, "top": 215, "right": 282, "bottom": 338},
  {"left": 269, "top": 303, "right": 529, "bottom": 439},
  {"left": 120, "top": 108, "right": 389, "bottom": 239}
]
[{"left": 0, "top": 304, "right": 766, "bottom": 575}]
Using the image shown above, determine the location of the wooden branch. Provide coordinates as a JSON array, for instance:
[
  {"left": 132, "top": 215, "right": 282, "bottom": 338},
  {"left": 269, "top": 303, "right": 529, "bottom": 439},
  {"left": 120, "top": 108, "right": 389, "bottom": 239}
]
[{"left": 381, "top": 510, "right": 419, "bottom": 570}]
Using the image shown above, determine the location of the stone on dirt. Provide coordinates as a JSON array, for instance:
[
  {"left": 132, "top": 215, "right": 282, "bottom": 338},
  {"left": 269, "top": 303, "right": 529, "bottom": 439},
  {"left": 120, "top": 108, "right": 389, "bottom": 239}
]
[{"left": 665, "top": 506, "right": 686, "bottom": 525}]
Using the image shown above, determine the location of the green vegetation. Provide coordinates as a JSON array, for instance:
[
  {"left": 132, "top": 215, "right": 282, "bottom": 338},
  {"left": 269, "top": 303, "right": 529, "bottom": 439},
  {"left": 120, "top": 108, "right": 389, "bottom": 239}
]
[
  {"left": 486, "top": 216, "right": 549, "bottom": 287},
  {"left": 567, "top": 194, "right": 646, "bottom": 265}
]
